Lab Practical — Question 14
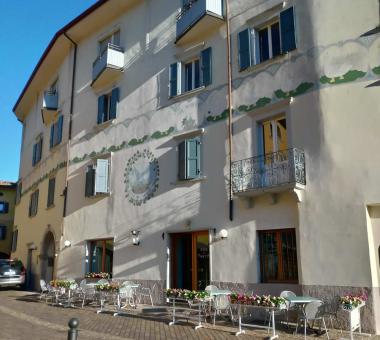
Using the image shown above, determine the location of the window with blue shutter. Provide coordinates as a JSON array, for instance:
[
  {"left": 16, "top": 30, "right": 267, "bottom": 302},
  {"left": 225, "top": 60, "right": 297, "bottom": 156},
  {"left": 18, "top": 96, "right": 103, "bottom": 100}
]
[
  {"left": 50, "top": 124, "right": 55, "bottom": 148},
  {"left": 57, "top": 115, "right": 63, "bottom": 144},
  {"left": 238, "top": 28, "right": 252, "bottom": 71},
  {"left": 178, "top": 137, "right": 201, "bottom": 180},
  {"left": 32, "top": 143, "right": 37, "bottom": 166},
  {"left": 280, "top": 7, "right": 296, "bottom": 53},
  {"left": 95, "top": 159, "right": 109, "bottom": 194},
  {"left": 97, "top": 95, "right": 106, "bottom": 124},
  {"left": 109, "top": 88, "right": 119, "bottom": 120},
  {"left": 0, "top": 226, "right": 6, "bottom": 241},
  {"left": 169, "top": 63, "right": 180, "bottom": 97},
  {"left": 50, "top": 116, "right": 63, "bottom": 149},
  {"left": 85, "top": 165, "right": 96, "bottom": 197},
  {"left": 97, "top": 88, "right": 119, "bottom": 124},
  {"left": 201, "top": 47, "right": 212, "bottom": 87}
]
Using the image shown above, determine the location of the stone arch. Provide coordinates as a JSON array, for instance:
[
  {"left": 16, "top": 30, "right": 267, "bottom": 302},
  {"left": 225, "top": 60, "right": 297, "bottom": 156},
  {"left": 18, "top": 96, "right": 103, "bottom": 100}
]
[{"left": 40, "top": 231, "right": 55, "bottom": 283}]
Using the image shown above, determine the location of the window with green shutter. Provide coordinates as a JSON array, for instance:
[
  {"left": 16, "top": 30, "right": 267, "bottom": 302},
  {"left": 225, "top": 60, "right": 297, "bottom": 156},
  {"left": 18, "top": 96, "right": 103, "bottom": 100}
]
[
  {"left": 238, "top": 6, "right": 296, "bottom": 71},
  {"left": 32, "top": 137, "right": 43, "bottom": 166},
  {"left": 178, "top": 137, "right": 201, "bottom": 180},
  {"left": 47, "top": 177, "right": 55, "bottom": 207}
]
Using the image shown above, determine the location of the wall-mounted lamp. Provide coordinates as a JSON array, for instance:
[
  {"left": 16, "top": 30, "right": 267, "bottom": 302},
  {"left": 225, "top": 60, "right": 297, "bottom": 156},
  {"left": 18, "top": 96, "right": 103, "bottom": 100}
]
[
  {"left": 131, "top": 230, "right": 140, "bottom": 246},
  {"left": 64, "top": 240, "right": 71, "bottom": 248},
  {"left": 219, "top": 229, "right": 228, "bottom": 239}
]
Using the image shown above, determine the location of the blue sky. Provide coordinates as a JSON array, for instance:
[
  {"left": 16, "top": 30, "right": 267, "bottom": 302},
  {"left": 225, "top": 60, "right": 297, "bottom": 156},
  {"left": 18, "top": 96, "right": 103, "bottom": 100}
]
[{"left": 0, "top": 0, "right": 97, "bottom": 182}]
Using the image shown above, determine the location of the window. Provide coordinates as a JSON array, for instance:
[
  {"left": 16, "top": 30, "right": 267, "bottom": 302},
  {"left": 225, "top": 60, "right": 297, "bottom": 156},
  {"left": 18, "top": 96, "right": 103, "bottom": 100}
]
[
  {"left": 16, "top": 181, "right": 22, "bottom": 205},
  {"left": 258, "top": 229, "right": 298, "bottom": 283},
  {"left": 178, "top": 137, "right": 201, "bottom": 180},
  {"left": 97, "top": 88, "right": 119, "bottom": 124},
  {"left": 87, "top": 239, "right": 113, "bottom": 275},
  {"left": 29, "top": 190, "right": 39, "bottom": 217},
  {"left": 85, "top": 159, "right": 110, "bottom": 197},
  {"left": 50, "top": 115, "right": 63, "bottom": 149},
  {"left": 32, "top": 137, "right": 43, "bottom": 166},
  {"left": 11, "top": 229, "right": 18, "bottom": 252},
  {"left": 99, "top": 30, "right": 120, "bottom": 56},
  {"left": 0, "top": 226, "right": 6, "bottom": 241},
  {"left": 47, "top": 177, "right": 55, "bottom": 208},
  {"left": 0, "top": 202, "right": 9, "bottom": 214},
  {"left": 260, "top": 116, "right": 288, "bottom": 155},
  {"left": 169, "top": 47, "right": 212, "bottom": 97},
  {"left": 238, "top": 6, "right": 296, "bottom": 70}
]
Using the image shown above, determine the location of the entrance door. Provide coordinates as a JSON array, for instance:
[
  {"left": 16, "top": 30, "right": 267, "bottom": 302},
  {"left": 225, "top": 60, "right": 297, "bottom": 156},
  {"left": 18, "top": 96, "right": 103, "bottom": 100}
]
[{"left": 171, "top": 231, "right": 210, "bottom": 290}]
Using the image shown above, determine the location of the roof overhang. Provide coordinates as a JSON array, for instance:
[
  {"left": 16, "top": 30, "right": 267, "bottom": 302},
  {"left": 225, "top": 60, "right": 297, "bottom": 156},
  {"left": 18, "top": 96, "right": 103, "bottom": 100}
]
[{"left": 13, "top": 0, "right": 139, "bottom": 121}]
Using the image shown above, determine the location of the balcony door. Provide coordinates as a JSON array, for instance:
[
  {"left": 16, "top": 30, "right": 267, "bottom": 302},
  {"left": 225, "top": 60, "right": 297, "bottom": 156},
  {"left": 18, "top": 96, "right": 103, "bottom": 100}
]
[
  {"left": 261, "top": 116, "right": 288, "bottom": 155},
  {"left": 171, "top": 231, "right": 210, "bottom": 290}
]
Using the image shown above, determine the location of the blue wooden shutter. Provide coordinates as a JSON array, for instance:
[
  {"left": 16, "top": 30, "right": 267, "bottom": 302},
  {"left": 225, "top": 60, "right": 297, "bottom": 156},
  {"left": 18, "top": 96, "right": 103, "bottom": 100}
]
[
  {"left": 178, "top": 141, "right": 187, "bottom": 180},
  {"left": 38, "top": 138, "right": 43, "bottom": 162},
  {"left": 201, "top": 47, "right": 212, "bottom": 86},
  {"left": 169, "top": 63, "right": 181, "bottom": 97},
  {"left": 50, "top": 124, "right": 54, "bottom": 149},
  {"left": 109, "top": 88, "right": 119, "bottom": 120},
  {"left": 280, "top": 7, "right": 296, "bottom": 53},
  {"left": 85, "top": 166, "right": 95, "bottom": 197},
  {"left": 238, "top": 28, "right": 252, "bottom": 71},
  {"left": 97, "top": 95, "right": 106, "bottom": 124},
  {"left": 57, "top": 115, "right": 63, "bottom": 144},
  {"left": 95, "top": 159, "right": 109, "bottom": 194},
  {"left": 32, "top": 143, "right": 37, "bottom": 166},
  {"left": 186, "top": 138, "right": 201, "bottom": 179}
]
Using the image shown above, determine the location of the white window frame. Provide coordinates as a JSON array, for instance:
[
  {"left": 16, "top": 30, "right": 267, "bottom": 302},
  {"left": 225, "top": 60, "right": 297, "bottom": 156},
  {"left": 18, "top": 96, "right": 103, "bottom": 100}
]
[
  {"left": 183, "top": 58, "right": 201, "bottom": 93},
  {"left": 257, "top": 18, "right": 281, "bottom": 62}
]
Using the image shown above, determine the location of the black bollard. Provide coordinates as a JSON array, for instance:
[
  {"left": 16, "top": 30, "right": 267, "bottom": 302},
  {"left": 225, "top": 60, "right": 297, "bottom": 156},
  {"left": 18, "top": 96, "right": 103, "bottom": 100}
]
[{"left": 67, "top": 318, "right": 79, "bottom": 340}]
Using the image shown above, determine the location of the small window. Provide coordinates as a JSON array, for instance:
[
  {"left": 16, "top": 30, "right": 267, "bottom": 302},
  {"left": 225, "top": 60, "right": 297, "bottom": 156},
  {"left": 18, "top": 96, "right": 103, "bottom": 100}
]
[
  {"left": 0, "top": 226, "right": 6, "bottom": 241},
  {"left": 238, "top": 6, "right": 296, "bottom": 71},
  {"left": 11, "top": 229, "right": 18, "bottom": 252},
  {"left": 178, "top": 137, "right": 201, "bottom": 180},
  {"left": 50, "top": 115, "right": 63, "bottom": 149},
  {"left": 169, "top": 47, "right": 212, "bottom": 97},
  {"left": 258, "top": 229, "right": 298, "bottom": 283},
  {"left": 87, "top": 239, "right": 114, "bottom": 275},
  {"left": 29, "top": 190, "right": 39, "bottom": 217},
  {"left": 99, "top": 30, "right": 120, "bottom": 56},
  {"left": 47, "top": 177, "right": 55, "bottom": 208},
  {"left": 97, "top": 88, "right": 119, "bottom": 125},
  {"left": 32, "top": 137, "right": 43, "bottom": 166},
  {"left": 0, "top": 202, "right": 9, "bottom": 214},
  {"left": 85, "top": 159, "right": 110, "bottom": 197}
]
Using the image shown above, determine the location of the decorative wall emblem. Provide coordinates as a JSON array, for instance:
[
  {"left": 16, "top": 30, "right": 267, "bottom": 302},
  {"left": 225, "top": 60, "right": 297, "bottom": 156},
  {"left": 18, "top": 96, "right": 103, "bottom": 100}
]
[{"left": 124, "top": 149, "right": 159, "bottom": 206}]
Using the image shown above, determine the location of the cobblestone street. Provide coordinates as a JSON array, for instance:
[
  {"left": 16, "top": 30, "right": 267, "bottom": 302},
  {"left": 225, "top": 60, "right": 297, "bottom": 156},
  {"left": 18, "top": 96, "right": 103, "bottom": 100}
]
[{"left": 0, "top": 290, "right": 376, "bottom": 340}]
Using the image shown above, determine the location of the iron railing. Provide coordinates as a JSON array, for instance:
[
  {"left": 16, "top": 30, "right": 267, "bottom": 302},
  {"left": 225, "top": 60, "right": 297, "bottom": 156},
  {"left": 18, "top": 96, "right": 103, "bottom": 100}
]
[{"left": 232, "top": 148, "right": 306, "bottom": 194}]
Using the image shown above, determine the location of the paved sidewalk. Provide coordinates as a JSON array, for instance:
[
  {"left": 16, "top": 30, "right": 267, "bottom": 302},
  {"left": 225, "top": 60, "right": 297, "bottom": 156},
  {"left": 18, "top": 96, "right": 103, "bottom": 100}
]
[{"left": 0, "top": 290, "right": 374, "bottom": 339}]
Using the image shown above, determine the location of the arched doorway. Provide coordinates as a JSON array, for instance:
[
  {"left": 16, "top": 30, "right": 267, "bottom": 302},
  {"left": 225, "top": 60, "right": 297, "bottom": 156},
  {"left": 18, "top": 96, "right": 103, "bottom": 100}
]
[{"left": 40, "top": 231, "right": 55, "bottom": 283}]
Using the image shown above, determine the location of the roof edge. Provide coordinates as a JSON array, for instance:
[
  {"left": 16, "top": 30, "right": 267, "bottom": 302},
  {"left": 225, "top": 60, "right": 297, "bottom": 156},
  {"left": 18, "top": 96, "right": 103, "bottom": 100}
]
[{"left": 13, "top": 0, "right": 110, "bottom": 116}]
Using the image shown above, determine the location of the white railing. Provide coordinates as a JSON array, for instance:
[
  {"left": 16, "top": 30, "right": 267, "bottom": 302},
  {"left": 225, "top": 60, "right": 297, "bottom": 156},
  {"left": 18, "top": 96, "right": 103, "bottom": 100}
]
[
  {"left": 176, "top": 0, "right": 223, "bottom": 39},
  {"left": 92, "top": 44, "right": 124, "bottom": 81}
]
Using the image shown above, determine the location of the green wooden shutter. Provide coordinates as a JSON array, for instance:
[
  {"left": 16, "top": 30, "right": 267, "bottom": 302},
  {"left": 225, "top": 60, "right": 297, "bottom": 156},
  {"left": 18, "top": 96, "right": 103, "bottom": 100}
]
[
  {"left": 186, "top": 138, "right": 201, "bottom": 179},
  {"left": 50, "top": 124, "right": 54, "bottom": 149},
  {"left": 47, "top": 177, "right": 55, "bottom": 207},
  {"left": 201, "top": 47, "right": 212, "bottom": 86},
  {"left": 280, "top": 7, "right": 296, "bottom": 53},
  {"left": 178, "top": 141, "right": 187, "bottom": 180},
  {"left": 57, "top": 115, "right": 63, "bottom": 144},
  {"left": 95, "top": 159, "right": 109, "bottom": 194},
  {"left": 85, "top": 165, "right": 95, "bottom": 197},
  {"left": 109, "top": 88, "right": 119, "bottom": 120},
  {"left": 238, "top": 28, "right": 252, "bottom": 71},
  {"left": 97, "top": 95, "right": 106, "bottom": 124},
  {"left": 169, "top": 63, "right": 181, "bottom": 97}
]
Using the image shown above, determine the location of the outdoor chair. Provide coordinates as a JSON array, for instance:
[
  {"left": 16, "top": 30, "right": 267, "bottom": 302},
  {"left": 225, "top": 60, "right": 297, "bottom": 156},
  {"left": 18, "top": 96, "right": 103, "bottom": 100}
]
[
  {"left": 212, "top": 294, "right": 234, "bottom": 326},
  {"left": 280, "top": 290, "right": 297, "bottom": 327},
  {"left": 295, "top": 300, "right": 329, "bottom": 339},
  {"left": 322, "top": 296, "right": 343, "bottom": 332},
  {"left": 137, "top": 283, "right": 157, "bottom": 306},
  {"left": 119, "top": 284, "right": 136, "bottom": 309},
  {"left": 80, "top": 284, "right": 97, "bottom": 308},
  {"left": 39, "top": 279, "right": 55, "bottom": 302},
  {"left": 205, "top": 285, "right": 218, "bottom": 293}
]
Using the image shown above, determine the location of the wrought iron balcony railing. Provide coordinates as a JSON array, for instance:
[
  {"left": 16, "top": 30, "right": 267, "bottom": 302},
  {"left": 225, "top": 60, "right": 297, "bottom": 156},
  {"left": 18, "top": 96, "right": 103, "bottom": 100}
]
[{"left": 232, "top": 148, "right": 306, "bottom": 194}]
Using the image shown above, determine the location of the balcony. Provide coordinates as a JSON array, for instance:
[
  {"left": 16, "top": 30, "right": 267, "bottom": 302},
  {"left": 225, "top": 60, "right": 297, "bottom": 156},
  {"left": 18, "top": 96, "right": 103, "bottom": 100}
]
[
  {"left": 91, "top": 44, "right": 124, "bottom": 89},
  {"left": 232, "top": 148, "right": 306, "bottom": 197},
  {"left": 176, "top": 0, "right": 224, "bottom": 45},
  {"left": 41, "top": 91, "right": 58, "bottom": 125}
]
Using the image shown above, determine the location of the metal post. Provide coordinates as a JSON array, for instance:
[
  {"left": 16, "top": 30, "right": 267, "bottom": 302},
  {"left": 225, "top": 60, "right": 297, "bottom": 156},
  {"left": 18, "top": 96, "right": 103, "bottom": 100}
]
[{"left": 67, "top": 318, "right": 79, "bottom": 340}]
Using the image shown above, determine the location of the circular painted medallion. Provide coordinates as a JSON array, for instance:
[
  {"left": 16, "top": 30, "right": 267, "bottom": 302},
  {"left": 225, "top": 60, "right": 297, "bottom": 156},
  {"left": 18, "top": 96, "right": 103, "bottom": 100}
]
[{"left": 124, "top": 149, "right": 159, "bottom": 206}]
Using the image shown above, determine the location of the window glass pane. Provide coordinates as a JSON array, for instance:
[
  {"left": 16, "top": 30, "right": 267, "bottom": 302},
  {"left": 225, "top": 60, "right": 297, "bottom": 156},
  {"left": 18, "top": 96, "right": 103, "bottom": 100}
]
[
  {"left": 271, "top": 22, "right": 281, "bottom": 58},
  {"left": 195, "top": 233, "right": 209, "bottom": 290},
  {"left": 90, "top": 241, "right": 104, "bottom": 273},
  {"left": 112, "top": 30, "right": 120, "bottom": 46},
  {"left": 104, "top": 240, "right": 113, "bottom": 274},
  {"left": 281, "top": 231, "right": 298, "bottom": 281},
  {"left": 194, "top": 60, "right": 200, "bottom": 89},
  {"left": 99, "top": 35, "right": 112, "bottom": 55},
  {"left": 276, "top": 118, "right": 288, "bottom": 152},
  {"left": 259, "top": 27, "right": 269, "bottom": 62},
  {"left": 185, "top": 63, "right": 193, "bottom": 92}
]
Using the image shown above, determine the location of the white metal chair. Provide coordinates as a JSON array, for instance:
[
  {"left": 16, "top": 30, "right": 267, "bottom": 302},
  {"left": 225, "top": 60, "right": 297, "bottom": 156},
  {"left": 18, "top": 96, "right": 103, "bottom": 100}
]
[
  {"left": 295, "top": 300, "right": 329, "bottom": 339},
  {"left": 137, "top": 283, "right": 157, "bottom": 306},
  {"left": 119, "top": 283, "right": 136, "bottom": 309},
  {"left": 81, "top": 284, "right": 96, "bottom": 308},
  {"left": 205, "top": 285, "right": 218, "bottom": 293},
  {"left": 213, "top": 295, "right": 234, "bottom": 326},
  {"left": 280, "top": 290, "right": 297, "bottom": 326}
]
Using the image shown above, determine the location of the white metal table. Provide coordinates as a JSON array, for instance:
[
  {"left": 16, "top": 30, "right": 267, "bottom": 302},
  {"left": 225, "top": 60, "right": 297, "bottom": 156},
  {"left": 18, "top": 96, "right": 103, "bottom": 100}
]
[{"left": 168, "top": 297, "right": 206, "bottom": 330}]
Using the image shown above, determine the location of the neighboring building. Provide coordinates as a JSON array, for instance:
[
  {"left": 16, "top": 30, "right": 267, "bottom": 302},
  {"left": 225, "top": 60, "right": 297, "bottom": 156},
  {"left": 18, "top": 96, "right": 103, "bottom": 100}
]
[
  {"left": 12, "top": 0, "right": 380, "bottom": 333},
  {"left": 0, "top": 181, "right": 16, "bottom": 259}
]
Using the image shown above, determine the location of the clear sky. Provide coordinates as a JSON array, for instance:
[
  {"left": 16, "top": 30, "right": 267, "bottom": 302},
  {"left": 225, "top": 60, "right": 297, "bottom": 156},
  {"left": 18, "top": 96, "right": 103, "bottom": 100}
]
[{"left": 0, "top": 0, "right": 97, "bottom": 182}]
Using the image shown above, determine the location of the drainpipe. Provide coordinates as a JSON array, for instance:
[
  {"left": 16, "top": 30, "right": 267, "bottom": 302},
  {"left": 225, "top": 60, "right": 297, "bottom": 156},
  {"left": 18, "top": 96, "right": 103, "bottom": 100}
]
[
  {"left": 226, "top": 0, "right": 234, "bottom": 221},
  {"left": 62, "top": 32, "right": 77, "bottom": 223}
]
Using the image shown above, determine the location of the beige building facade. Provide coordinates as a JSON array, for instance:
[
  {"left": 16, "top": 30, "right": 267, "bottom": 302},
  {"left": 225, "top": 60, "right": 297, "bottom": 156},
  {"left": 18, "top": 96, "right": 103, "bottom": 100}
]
[{"left": 13, "top": 0, "right": 380, "bottom": 333}]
